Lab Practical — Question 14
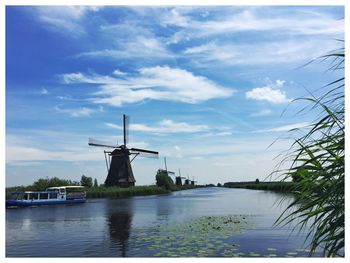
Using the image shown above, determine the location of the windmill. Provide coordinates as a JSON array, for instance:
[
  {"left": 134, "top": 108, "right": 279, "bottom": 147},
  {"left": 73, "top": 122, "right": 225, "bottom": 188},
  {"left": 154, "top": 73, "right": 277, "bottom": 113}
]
[
  {"left": 184, "top": 174, "right": 191, "bottom": 185},
  {"left": 191, "top": 176, "right": 197, "bottom": 186},
  {"left": 175, "top": 168, "right": 186, "bottom": 186},
  {"left": 89, "top": 114, "right": 158, "bottom": 187}
]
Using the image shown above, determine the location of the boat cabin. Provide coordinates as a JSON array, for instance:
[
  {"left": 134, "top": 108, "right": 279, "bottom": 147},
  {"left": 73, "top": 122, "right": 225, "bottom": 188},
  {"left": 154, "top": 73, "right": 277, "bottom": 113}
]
[{"left": 6, "top": 186, "right": 86, "bottom": 207}]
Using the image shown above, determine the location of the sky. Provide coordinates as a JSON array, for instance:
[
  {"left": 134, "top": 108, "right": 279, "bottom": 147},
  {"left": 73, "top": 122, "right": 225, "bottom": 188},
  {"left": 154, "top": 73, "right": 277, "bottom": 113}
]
[{"left": 5, "top": 5, "right": 344, "bottom": 187}]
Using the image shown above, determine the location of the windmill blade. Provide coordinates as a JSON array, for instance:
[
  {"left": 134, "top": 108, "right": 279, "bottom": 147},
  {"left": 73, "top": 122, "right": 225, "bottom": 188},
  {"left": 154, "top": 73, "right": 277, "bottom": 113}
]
[
  {"left": 167, "top": 171, "right": 175, "bottom": 175},
  {"left": 88, "top": 138, "right": 119, "bottom": 149},
  {"left": 123, "top": 114, "right": 129, "bottom": 146},
  {"left": 130, "top": 147, "right": 159, "bottom": 158}
]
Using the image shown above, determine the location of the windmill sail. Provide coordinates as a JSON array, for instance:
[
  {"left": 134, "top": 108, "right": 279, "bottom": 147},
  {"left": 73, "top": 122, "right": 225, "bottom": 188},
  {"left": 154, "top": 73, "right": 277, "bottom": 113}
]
[
  {"left": 88, "top": 138, "right": 119, "bottom": 148},
  {"left": 123, "top": 114, "right": 129, "bottom": 146}
]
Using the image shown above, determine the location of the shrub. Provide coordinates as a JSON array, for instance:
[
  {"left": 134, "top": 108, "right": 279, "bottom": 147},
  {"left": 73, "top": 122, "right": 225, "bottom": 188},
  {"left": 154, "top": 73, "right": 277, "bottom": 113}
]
[{"left": 155, "top": 169, "right": 175, "bottom": 190}]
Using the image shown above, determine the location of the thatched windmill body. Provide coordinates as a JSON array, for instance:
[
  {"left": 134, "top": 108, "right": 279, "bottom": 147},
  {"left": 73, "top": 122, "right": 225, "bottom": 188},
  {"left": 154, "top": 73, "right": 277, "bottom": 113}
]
[{"left": 89, "top": 114, "right": 158, "bottom": 187}]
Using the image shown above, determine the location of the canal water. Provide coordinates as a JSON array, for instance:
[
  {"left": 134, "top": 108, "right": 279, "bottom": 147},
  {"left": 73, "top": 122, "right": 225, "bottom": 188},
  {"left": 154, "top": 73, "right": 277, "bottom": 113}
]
[{"left": 6, "top": 187, "right": 322, "bottom": 257}]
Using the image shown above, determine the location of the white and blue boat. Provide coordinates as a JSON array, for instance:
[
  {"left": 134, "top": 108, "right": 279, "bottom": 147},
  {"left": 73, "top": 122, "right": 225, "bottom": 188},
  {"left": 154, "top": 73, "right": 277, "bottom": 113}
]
[{"left": 6, "top": 186, "right": 86, "bottom": 207}]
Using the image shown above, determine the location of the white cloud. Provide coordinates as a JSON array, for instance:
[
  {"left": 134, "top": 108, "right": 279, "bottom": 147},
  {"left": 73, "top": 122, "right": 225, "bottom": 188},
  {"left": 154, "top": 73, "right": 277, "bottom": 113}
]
[
  {"left": 160, "top": 8, "right": 190, "bottom": 27},
  {"left": 256, "top": 122, "right": 310, "bottom": 133},
  {"left": 112, "top": 69, "right": 127, "bottom": 76},
  {"left": 183, "top": 39, "right": 340, "bottom": 66},
  {"left": 246, "top": 80, "right": 291, "bottom": 104},
  {"left": 106, "top": 119, "right": 209, "bottom": 134},
  {"left": 77, "top": 36, "right": 173, "bottom": 59},
  {"left": 62, "top": 66, "right": 234, "bottom": 106},
  {"left": 34, "top": 6, "right": 100, "bottom": 35},
  {"left": 250, "top": 109, "right": 273, "bottom": 117},
  {"left": 39, "top": 88, "right": 48, "bottom": 95},
  {"left": 168, "top": 8, "right": 343, "bottom": 43},
  {"left": 55, "top": 106, "right": 101, "bottom": 117}
]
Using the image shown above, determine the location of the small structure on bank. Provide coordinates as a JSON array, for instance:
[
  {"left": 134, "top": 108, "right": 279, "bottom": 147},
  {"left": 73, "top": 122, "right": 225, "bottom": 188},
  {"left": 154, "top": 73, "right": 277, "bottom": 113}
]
[{"left": 89, "top": 114, "right": 158, "bottom": 187}]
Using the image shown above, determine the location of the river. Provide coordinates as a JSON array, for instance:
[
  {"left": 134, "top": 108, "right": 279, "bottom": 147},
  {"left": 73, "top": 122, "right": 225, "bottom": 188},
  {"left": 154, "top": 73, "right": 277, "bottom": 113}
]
[{"left": 6, "top": 187, "right": 322, "bottom": 257}]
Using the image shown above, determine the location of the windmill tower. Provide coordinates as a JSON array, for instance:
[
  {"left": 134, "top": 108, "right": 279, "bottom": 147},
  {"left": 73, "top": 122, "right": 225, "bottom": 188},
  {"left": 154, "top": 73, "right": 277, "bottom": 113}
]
[
  {"left": 185, "top": 174, "right": 191, "bottom": 185},
  {"left": 89, "top": 114, "right": 158, "bottom": 187},
  {"left": 191, "top": 176, "right": 197, "bottom": 186},
  {"left": 175, "top": 168, "right": 186, "bottom": 186}
]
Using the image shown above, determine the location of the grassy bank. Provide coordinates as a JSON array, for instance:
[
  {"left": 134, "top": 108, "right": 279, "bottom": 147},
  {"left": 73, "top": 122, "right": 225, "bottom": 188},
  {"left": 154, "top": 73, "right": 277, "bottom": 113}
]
[
  {"left": 86, "top": 184, "right": 195, "bottom": 198},
  {"left": 85, "top": 185, "right": 169, "bottom": 198},
  {"left": 6, "top": 184, "right": 196, "bottom": 199},
  {"left": 223, "top": 181, "right": 295, "bottom": 192}
]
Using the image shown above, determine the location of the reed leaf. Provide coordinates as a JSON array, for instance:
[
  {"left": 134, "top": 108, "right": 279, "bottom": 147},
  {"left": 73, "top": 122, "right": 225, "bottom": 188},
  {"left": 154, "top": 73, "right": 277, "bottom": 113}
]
[{"left": 275, "top": 47, "right": 344, "bottom": 257}]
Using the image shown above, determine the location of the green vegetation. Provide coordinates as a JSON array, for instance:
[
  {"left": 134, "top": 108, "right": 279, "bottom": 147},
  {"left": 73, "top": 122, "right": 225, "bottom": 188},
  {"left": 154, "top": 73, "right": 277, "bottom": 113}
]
[
  {"left": 6, "top": 176, "right": 80, "bottom": 196},
  {"left": 6, "top": 175, "right": 195, "bottom": 199},
  {"left": 132, "top": 215, "right": 253, "bottom": 257},
  {"left": 80, "top": 174, "right": 93, "bottom": 188},
  {"left": 155, "top": 169, "right": 175, "bottom": 190},
  {"left": 275, "top": 48, "right": 344, "bottom": 257},
  {"left": 224, "top": 181, "right": 295, "bottom": 192},
  {"left": 85, "top": 185, "right": 169, "bottom": 198}
]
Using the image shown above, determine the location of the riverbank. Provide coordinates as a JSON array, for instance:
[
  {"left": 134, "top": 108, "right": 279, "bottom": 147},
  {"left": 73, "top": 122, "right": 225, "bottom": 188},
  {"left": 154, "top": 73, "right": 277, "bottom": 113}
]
[
  {"left": 85, "top": 184, "right": 195, "bottom": 198},
  {"left": 223, "top": 181, "right": 295, "bottom": 192},
  {"left": 6, "top": 185, "right": 196, "bottom": 199}
]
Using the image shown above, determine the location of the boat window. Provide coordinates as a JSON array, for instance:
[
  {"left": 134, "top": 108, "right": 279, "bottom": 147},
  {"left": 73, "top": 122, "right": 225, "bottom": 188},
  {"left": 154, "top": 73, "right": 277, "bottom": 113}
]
[
  {"left": 59, "top": 188, "right": 66, "bottom": 194},
  {"left": 16, "top": 193, "right": 25, "bottom": 200},
  {"left": 10, "top": 193, "right": 18, "bottom": 200},
  {"left": 29, "top": 193, "right": 39, "bottom": 200},
  {"left": 39, "top": 193, "right": 48, "bottom": 200},
  {"left": 49, "top": 193, "right": 57, "bottom": 199},
  {"left": 23, "top": 193, "right": 28, "bottom": 200}
]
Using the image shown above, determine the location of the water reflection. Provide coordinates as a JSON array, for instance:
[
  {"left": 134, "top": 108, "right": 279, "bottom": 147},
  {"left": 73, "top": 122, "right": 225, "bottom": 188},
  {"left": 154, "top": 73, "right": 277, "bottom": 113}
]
[{"left": 106, "top": 199, "right": 133, "bottom": 257}]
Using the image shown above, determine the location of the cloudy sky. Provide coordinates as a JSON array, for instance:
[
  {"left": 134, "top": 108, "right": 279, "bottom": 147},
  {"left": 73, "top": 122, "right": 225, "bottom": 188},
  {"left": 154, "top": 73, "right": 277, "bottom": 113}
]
[{"left": 5, "top": 5, "right": 344, "bottom": 186}]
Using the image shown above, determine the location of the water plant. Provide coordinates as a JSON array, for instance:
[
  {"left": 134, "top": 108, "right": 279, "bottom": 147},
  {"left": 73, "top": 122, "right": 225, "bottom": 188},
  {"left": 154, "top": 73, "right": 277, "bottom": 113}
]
[
  {"left": 131, "top": 215, "right": 253, "bottom": 257},
  {"left": 275, "top": 47, "right": 344, "bottom": 257}
]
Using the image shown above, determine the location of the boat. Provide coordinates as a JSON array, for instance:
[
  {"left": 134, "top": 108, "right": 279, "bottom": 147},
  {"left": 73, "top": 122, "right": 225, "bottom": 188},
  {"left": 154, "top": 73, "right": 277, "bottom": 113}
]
[{"left": 6, "top": 186, "right": 86, "bottom": 207}]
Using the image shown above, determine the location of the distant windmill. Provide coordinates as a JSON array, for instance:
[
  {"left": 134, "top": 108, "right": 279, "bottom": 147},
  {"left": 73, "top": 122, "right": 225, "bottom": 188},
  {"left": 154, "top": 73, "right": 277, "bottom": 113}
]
[
  {"left": 184, "top": 174, "right": 191, "bottom": 185},
  {"left": 89, "top": 114, "right": 158, "bottom": 187},
  {"left": 175, "top": 168, "right": 186, "bottom": 186},
  {"left": 191, "top": 176, "right": 197, "bottom": 186}
]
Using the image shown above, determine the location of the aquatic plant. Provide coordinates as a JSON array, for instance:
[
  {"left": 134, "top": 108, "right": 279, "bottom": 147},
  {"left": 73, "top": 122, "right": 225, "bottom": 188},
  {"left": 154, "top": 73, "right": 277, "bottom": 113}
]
[
  {"left": 131, "top": 215, "right": 253, "bottom": 257},
  {"left": 276, "top": 47, "right": 344, "bottom": 257}
]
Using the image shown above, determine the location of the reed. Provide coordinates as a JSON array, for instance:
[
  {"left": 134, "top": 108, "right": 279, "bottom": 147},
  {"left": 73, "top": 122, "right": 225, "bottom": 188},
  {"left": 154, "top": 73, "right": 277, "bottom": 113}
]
[{"left": 275, "top": 47, "right": 344, "bottom": 257}]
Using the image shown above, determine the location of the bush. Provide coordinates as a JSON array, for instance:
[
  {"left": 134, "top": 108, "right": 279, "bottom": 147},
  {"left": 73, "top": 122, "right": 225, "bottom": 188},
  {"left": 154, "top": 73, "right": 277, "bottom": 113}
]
[
  {"left": 155, "top": 169, "right": 175, "bottom": 190},
  {"left": 80, "top": 175, "right": 93, "bottom": 188}
]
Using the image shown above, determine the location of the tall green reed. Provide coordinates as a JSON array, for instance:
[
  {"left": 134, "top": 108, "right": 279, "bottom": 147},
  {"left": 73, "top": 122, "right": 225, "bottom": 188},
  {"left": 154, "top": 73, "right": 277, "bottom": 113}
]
[{"left": 275, "top": 48, "right": 344, "bottom": 257}]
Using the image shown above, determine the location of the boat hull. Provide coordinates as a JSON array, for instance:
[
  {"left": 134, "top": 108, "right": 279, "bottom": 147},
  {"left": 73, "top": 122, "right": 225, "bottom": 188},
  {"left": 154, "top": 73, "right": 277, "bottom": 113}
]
[{"left": 6, "top": 199, "right": 86, "bottom": 207}]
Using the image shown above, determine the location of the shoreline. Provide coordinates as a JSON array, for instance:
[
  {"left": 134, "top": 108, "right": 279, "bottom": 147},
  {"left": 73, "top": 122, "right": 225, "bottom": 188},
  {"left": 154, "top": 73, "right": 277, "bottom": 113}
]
[{"left": 6, "top": 185, "right": 196, "bottom": 199}]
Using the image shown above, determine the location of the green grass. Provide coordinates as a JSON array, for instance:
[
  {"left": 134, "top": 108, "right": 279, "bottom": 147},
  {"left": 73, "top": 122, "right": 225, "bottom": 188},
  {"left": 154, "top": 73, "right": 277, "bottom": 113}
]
[
  {"left": 85, "top": 185, "right": 169, "bottom": 198},
  {"left": 223, "top": 181, "right": 295, "bottom": 192}
]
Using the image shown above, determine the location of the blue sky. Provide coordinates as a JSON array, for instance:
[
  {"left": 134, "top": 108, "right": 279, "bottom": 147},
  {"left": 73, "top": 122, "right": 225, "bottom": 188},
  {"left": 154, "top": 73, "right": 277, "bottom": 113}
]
[{"left": 5, "top": 5, "right": 344, "bottom": 186}]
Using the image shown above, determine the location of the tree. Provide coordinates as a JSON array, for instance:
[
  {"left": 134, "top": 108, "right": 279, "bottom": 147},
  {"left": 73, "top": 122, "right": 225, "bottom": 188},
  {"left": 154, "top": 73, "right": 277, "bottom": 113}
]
[
  {"left": 80, "top": 175, "right": 93, "bottom": 188},
  {"left": 31, "top": 177, "right": 78, "bottom": 191},
  {"left": 255, "top": 179, "right": 260, "bottom": 184},
  {"left": 94, "top": 178, "right": 98, "bottom": 187},
  {"left": 155, "top": 169, "right": 174, "bottom": 190}
]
